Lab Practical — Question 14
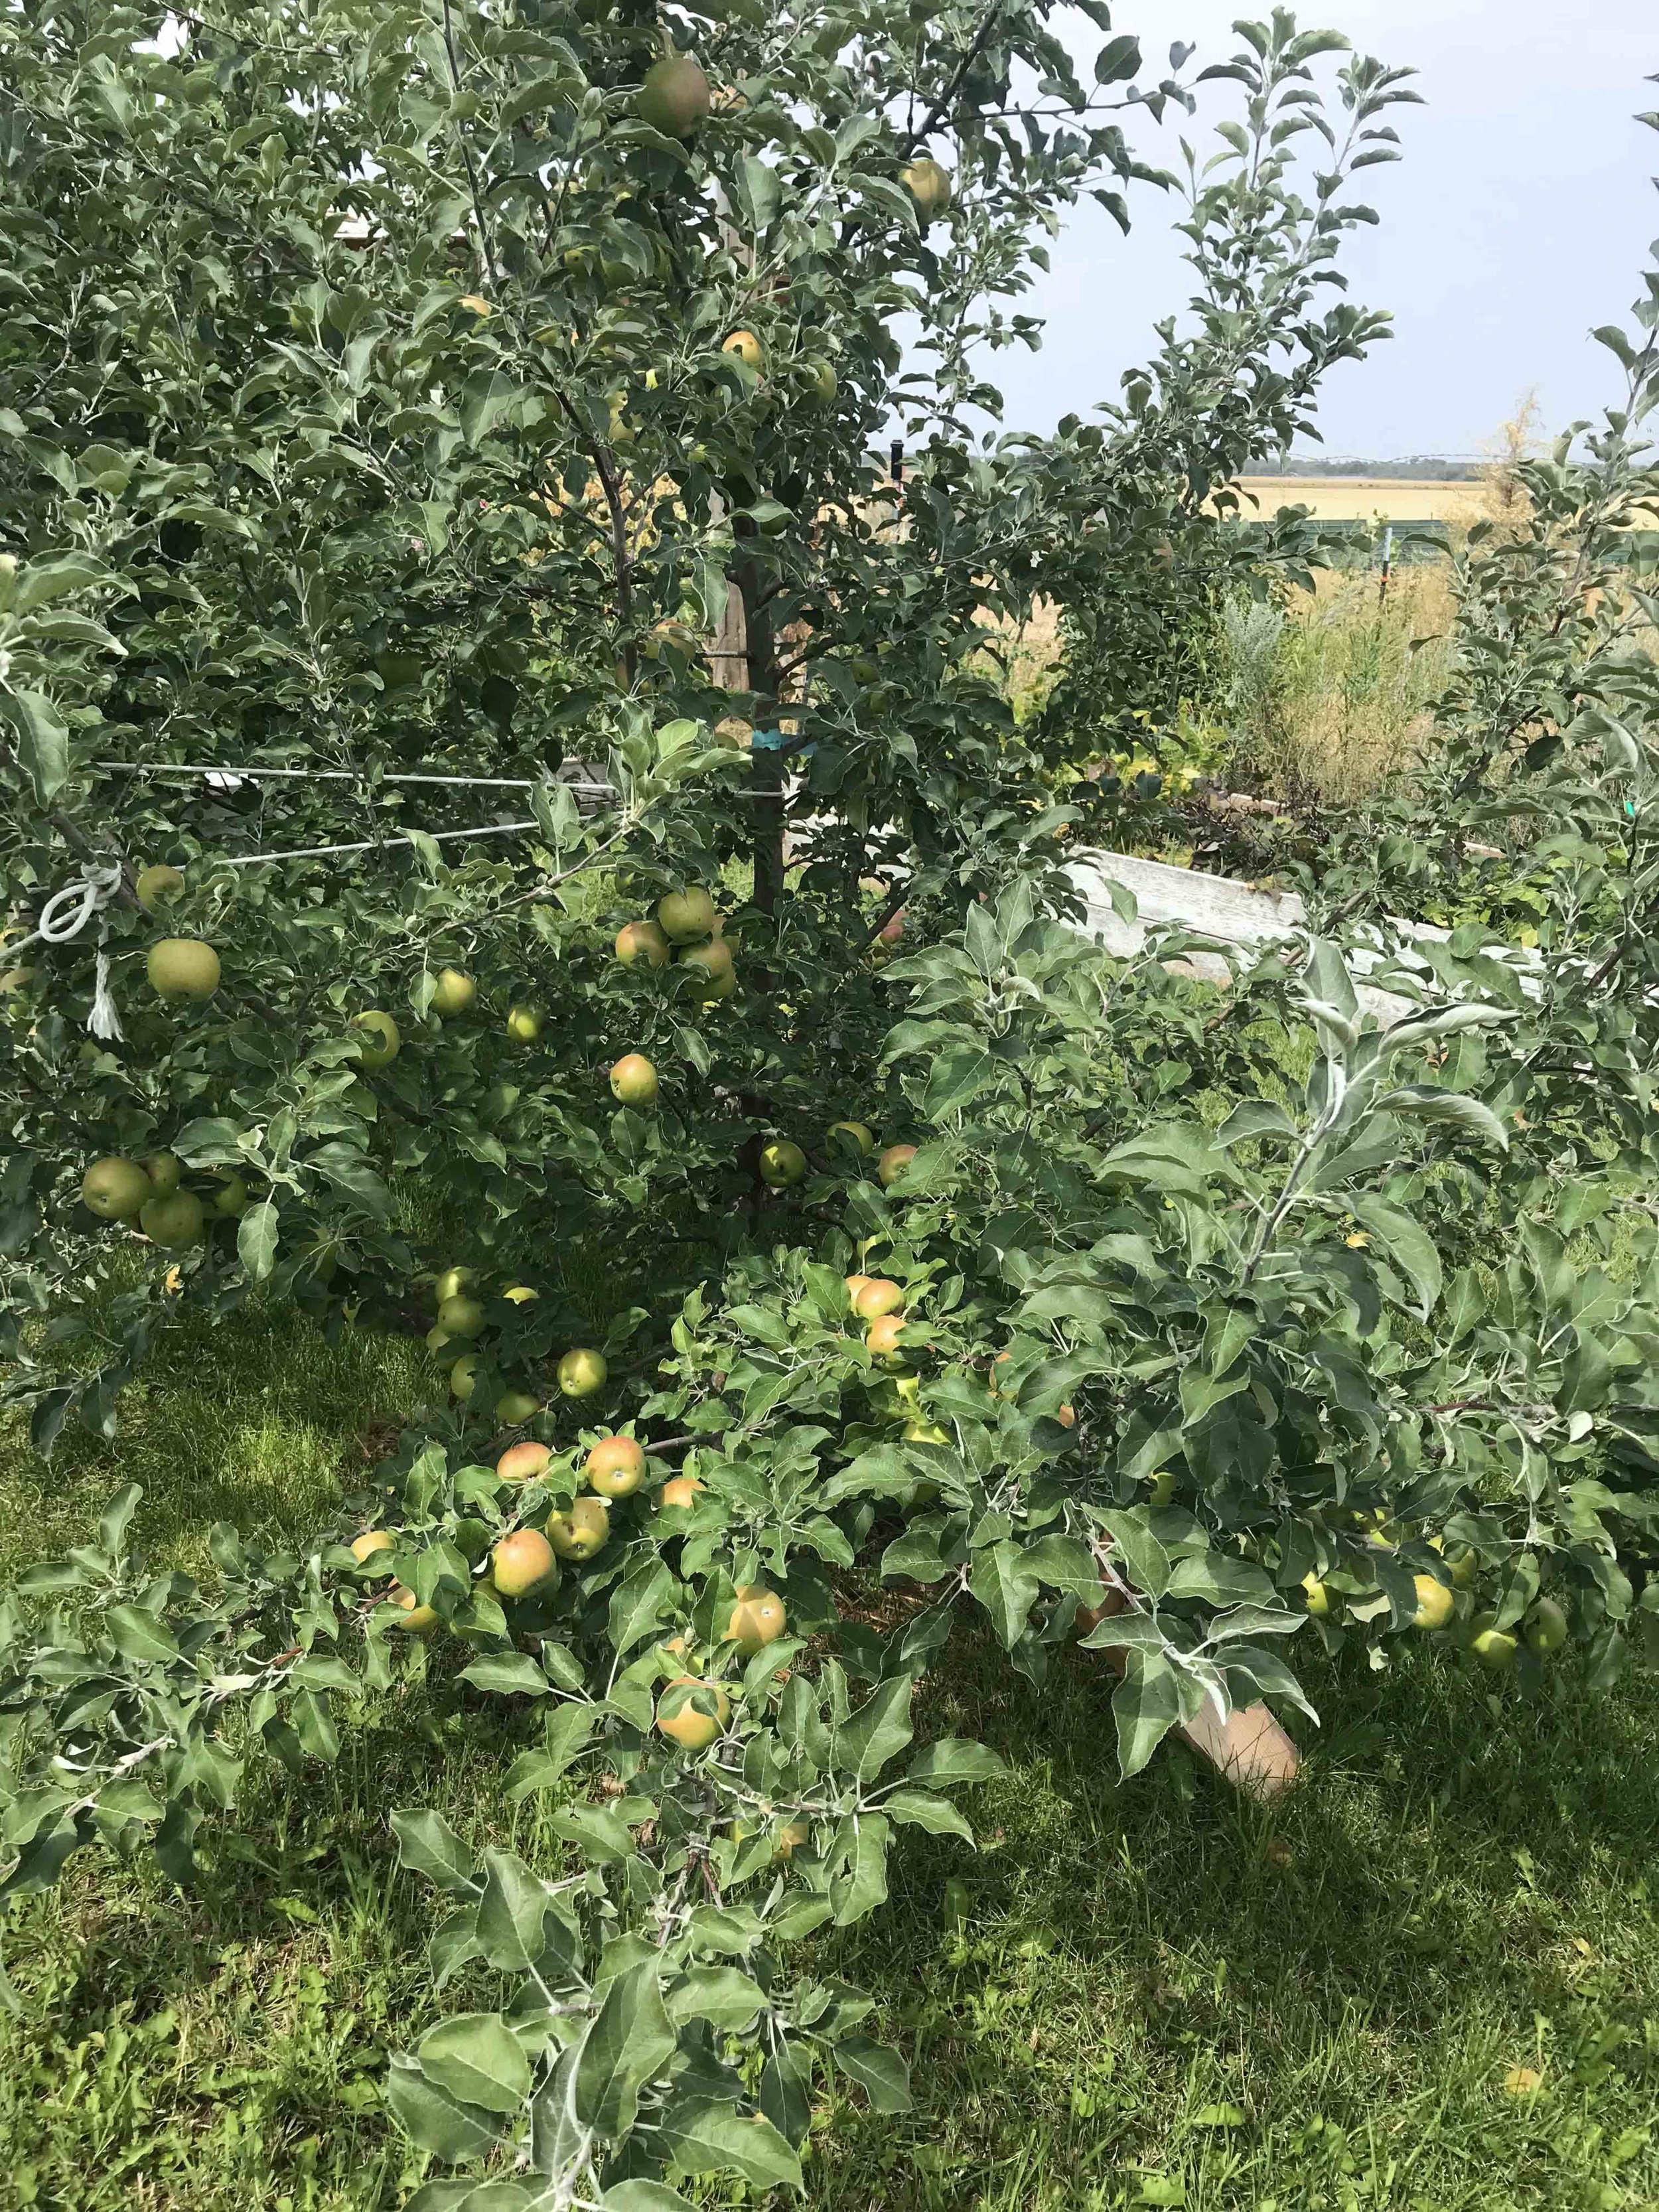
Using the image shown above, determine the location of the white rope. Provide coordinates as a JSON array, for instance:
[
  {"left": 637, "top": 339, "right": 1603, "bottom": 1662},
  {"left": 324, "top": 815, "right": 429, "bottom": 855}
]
[
  {"left": 88, "top": 945, "right": 124, "bottom": 1042},
  {"left": 8, "top": 862, "right": 129, "bottom": 1042},
  {"left": 8, "top": 862, "right": 125, "bottom": 956}
]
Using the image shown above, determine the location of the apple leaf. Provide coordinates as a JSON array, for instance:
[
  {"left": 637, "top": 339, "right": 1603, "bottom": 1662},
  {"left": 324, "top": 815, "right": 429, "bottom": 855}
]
[
  {"left": 416, "top": 2012, "right": 532, "bottom": 2114},
  {"left": 386, "top": 2053, "right": 506, "bottom": 2162},
  {"left": 573, "top": 1960, "right": 677, "bottom": 2139}
]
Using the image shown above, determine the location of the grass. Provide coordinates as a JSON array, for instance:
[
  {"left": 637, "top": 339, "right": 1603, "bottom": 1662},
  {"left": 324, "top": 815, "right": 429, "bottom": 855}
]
[
  {"left": 1233, "top": 567, "right": 1459, "bottom": 806},
  {"left": 5, "top": 1303, "right": 1659, "bottom": 2211}
]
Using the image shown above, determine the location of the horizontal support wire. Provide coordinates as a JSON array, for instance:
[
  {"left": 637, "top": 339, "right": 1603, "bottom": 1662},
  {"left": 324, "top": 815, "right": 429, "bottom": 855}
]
[
  {"left": 215, "top": 819, "right": 543, "bottom": 867},
  {"left": 94, "top": 761, "right": 607, "bottom": 793},
  {"left": 84, "top": 759, "right": 796, "bottom": 870},
  {"left": 94, "top": 761, "right": 776, "bottom": 797}
]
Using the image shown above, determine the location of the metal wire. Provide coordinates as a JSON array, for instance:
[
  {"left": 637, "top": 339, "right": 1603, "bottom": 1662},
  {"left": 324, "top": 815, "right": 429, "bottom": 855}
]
[
  {"left": 94, "top": 761, "right": 612, "bottom": 794},
  {"left": 214, "top": 819, "right": 542, "bottom": 867}
]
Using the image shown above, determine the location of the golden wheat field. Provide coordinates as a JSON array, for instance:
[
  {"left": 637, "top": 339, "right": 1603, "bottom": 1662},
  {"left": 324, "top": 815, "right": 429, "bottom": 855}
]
[{"left": 1231, "top": 476, "right": 1481, "bottom": 522}]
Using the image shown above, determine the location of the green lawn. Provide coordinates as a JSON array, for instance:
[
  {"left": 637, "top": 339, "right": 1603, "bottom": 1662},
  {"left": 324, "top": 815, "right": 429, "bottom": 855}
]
[{"left": 3, "top": 1303, "right": 1658, "bottom": 2212}]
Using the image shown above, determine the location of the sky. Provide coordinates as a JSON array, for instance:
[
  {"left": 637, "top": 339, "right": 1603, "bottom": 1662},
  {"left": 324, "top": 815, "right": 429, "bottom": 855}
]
[{"left": 989, "top": 0, "right": 1658, "bottom": 459}]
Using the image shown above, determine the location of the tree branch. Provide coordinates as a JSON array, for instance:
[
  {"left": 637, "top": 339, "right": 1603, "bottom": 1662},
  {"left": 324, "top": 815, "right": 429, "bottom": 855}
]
[{"left": 901, "top": 3, "right": 1004, "bottom": 157}]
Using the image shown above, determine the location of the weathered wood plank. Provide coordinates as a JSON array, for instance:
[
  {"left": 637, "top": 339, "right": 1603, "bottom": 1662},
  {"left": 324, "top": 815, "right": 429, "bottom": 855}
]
[{"left": 1065, "top": 849, "right": 1430, "bottom": 1027}]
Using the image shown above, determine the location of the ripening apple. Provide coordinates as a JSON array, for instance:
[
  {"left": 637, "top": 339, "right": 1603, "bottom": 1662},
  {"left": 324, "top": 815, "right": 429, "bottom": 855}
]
[
  {"left": 1524, "top": 1595, "right": 1569, "bottom": 1655},
  {"left": 143, "top": 1151, "right": 182, "bottom": 1198},
  {"left": 386, "top": 1583, "right": 439, "bottom": 1633},
  {"left": 426, "top": 1324, "right": 452, "bottom": 1353},
  {"left": 729, "top": 1814, "right": 811, "bottom": 1860},
  {"left": 546, "top": 1495, "right": 611, "bottom": 1560},
  {"left": 636, "top": 50, "right": 712, "bottom": 137},
  {"left": 1411, "top": 1574, "right": 1455, "bottom": 1631},
  {"left": 759, "top": 1139, "right": 807, "bottom": 1187},
  {"left": 1148, "top": 1471, "right": 1177, "bottom": 1507},
  {"left": 727, "top": 1584, "right": 786, "bottom": 1655},
  {"left": 438, "top": 1294, "right": 486, "bottom": 1339},
  {"left": 82, "top": 1156, "right": 152, "bottom": 1220},
  {"left": 616, "top": 918, "right": 671, "bottom": 968},
  {"left": 430, "top": 966, "right": 476, "bottom": 1017},
  {"left": 879, "top": 909, "right": 906, "bottom": 945},
  {"left": 212, "top": 1174, "right": 250, "bottom": 1217},
  {"left": 722, "top": 329, "right": 764, "bottom": 371},
  {"left": 656, "top": 887, "right": 718, "bottom": 943},
  {"left": 877, "top": 1143, "right": 917, "bottom": 1188},
  {"left": 353, "top": 1011, "right": 401, "bottom": 1069},
  {"left": 350, "top": 1528, "right": 396, "bottom": 1565},
  {"left": 135, "top": 863, "right": 186, "bottom": 912},
  {"left": 557, "top": 1347, "right": 607, "bottom": 1399},
  {"left": 829, "top": 1120, "right": 875, "bottom": 1154},
  {"left": 865, "top": 1312, "right": 914, "bottom": 1363},
  {"left": 585, "top": 1435, "right": 646, "bottom": 1497},
  {"left": 656, "top": 1676, "right": 731, "bottom": 1749},
  {"left": 493, "top": 1388, "right": 540, "bottom": 1424},
  {"left": 1470, "top": 1615, "right": 1518, "bottom": 1670},
  {"left": 658, "top": 1473, "right": 705, "bottom": 1511},
  {"left": 147, "top": 937, "right": 220, "bottom": 1001},
  {"left": 506, "top": 1003, "right": 543, "bottom": 1043},
  {"left": 139, "top": 1191, "right": 205, "bottom": 1248},
  {"left": 434, "top": 1265, "right": 476, "bottom": 1305},
  {"left": 1302, "top": 1573, "right": 1331, "bottom": 1619},
  {"left": 491, "top": 1528, "right": 557, "bottom": 1598},
  {"left": 901, "top": 155, "right": 952, "bottom": 222},
  {"left": 679, "top": 938, "right": 734, "bottom": 996},
  {"left": 450, "top": 1355, "right": 478, "bottom": 1400},
  {"left": 503, "top": 1284, "right": 538, "bottom": 1305},
  {"left": 844, "top": 1273, "right": 875, "bottom": 1306},
  {"left": 609, "top": 1053, "right": 659, "bottom": 1106},
  {"left": 852, "top": 1277, "right": 904, "bottom": 1319},
  {"left": 497, "top": 1439, "right": 552, "bottom": 1484}
]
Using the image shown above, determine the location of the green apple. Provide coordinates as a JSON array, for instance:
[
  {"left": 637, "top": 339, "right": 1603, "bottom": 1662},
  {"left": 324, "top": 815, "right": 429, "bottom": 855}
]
[
  {"left": 557, "top": 1347, "right": 608, "bottom": 1399},
  {"left": 759, "top": 1139, "right": 807, "bottom": 1187}
]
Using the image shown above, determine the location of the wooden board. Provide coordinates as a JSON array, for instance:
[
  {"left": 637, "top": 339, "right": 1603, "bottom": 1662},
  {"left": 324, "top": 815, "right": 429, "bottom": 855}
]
[
  {"left": 1064, "top": 849, "right": 1432, "bottom": 1028},
  {"left": 1080, "top": 1587, "right": 1301, "bottom": 1800}
]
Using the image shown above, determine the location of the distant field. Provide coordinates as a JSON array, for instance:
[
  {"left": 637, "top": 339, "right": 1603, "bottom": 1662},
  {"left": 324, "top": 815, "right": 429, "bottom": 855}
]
[{"left": 1232, "top": 477, "right": 1479, "bottom": 523}]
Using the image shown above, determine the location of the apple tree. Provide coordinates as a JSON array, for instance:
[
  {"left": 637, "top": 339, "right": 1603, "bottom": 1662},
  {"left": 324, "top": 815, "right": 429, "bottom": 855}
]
[{"left": 6, "top": 3, "right": 1659, "bottom": 2201}]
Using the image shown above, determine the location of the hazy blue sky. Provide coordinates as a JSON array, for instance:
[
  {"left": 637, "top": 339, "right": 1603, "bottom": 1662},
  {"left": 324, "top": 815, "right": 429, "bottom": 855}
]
[{"left": 989, "top": 0, "right": 1657, "bottom": 458}]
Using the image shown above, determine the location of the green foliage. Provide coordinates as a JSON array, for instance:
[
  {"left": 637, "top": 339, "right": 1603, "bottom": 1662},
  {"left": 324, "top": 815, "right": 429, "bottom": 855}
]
[{"left": 6, "top": 4, "right": 1659, "bottom": 2203}]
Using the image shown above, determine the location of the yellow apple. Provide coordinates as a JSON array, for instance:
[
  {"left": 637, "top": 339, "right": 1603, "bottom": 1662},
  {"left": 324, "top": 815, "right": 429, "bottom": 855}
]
[
  {"left": 431, "top": 966, "right": 475, "bottom": 1017},
  {"left": 609, "top": 1053, "right": 659, "bottom": 1106},
  {"left": 726, "top": 1584, "right": 786, "bottom": 1656},
  {"left": 585, "top": 1435, "right": 646, "bottom": 1497},
  {"left": 656, "top": 1675, "right": 730, "bottom": 1748},
  {"left": 656, "top": 887, "right": 718, "bottom": 943},
  {"left": 491, "top": 1528, "right": 557, "bottom": 1598},
  {"left": 497, "top": 1440, "right": 553, "bottom": 1484},
  {"left": 557, "top": 1347, "right": 607, "bottom": 1399},
  {"left": 546, "top": 1495, "right": 611, "bottom": 1560}
]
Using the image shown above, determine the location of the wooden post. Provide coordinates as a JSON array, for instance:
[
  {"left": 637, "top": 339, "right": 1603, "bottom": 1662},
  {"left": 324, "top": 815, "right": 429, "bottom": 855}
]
[{"left": 739, "top": 563, "right": 786, "bottom": 924}]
